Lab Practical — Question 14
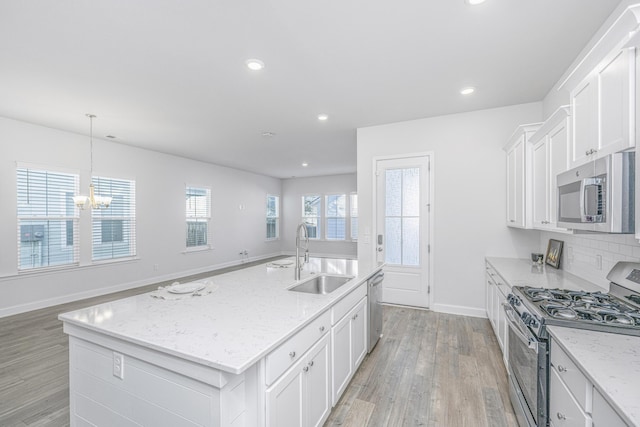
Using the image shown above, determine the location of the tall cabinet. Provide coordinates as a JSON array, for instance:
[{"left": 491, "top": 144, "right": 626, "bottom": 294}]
[{"left": 504, "top": 124, "right": 542, "bottom": 228}]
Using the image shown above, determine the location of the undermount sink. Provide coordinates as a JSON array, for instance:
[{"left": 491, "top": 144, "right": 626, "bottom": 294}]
[{"left": 288, "top": 274, "right": 354, "bottom": 295}]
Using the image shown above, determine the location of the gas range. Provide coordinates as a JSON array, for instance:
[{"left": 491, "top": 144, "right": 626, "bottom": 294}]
[{"left": 509, "top": 261, "right": 640, "bottom": 339}]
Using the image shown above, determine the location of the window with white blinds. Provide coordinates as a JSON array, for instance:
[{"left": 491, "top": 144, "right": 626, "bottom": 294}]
[
  {"left": 16, "top": 167, "right": 80, "bottom": 271},
  {"left": 92, "top": 176, "right": 136, "bottom": 261},
  {"left": 266, "top": 194, "right": 280, "bottom": 240},
  {"left": 302, "top": 195, "right": 321, "bottom": 239},
  {"left": 186, "top": 186, "right": 211, "bottom": 248},
  {"left": 350, "top": 193, "right": 358, "bottom": 241},
  {"left": 326, "top": 194, "right": 346, "bottom": 240}
]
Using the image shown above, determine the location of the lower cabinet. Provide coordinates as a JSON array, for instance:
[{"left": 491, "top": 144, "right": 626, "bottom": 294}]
[
  {"left": 331, "top": 297, "right": 367, "bottom": 405},
  {"left": 266, "top": 334, "right": 331, "bottom": 427},
  {"left": 486, "top": 261, "right": 509, "bottom": 366},
  {"left": 550, "top": 337, "right": 629, "bottom": 427}
]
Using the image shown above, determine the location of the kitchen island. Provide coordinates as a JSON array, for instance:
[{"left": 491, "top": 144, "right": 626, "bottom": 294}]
[{"left": 59, "top": 257, "right": 381, "bottom": 426}]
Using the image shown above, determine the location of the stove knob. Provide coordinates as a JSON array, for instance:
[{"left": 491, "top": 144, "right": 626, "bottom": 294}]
[
  {"left": 514, "top": 296, "right": 521, "bottom": 307},
  {"left": 521, "top": 312, "right": 530, "bottom": 323}
]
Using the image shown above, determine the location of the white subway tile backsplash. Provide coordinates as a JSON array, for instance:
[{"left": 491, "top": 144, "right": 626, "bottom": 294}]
[{"left": 540, "top": 231, "right": 640, "bottom": 289}]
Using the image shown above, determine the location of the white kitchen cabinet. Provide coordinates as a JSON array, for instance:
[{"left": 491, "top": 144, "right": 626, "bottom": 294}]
[
  {"left": 485, "top": 262, "right": 508, "bottom": 366},
  {"left": 570, "top": 47, "right": 636, "bottom": 168},
  {"left": 504, "top": 124, "right": 542, "bottom": 228},
  {"left": 592, "top": 388, "right": 628, "bottom": 427},
  {"left": 331, "top": 296, "right": 367, "bottom": 405},
  {"left": 266, "top": 334, "right": 331, "bottom": 427},
  {"left": 529, "top": 106, "right": 571, "bottom": 231}
]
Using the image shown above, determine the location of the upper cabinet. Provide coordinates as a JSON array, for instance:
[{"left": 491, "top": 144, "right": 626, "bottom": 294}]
[
  {"left": 569, "top": 47, "right": 636, "bottom": 168},
  {"left": 529, "top": 107, "right": 571, "bottom": 232},
  {"left": 504, "top": 124, "right": 542, "bottom": 228}
]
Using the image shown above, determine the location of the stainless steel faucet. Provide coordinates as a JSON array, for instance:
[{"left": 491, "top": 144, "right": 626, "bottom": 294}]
[{"left": 295, "top": 222, "right": 310, "bottom": 280}]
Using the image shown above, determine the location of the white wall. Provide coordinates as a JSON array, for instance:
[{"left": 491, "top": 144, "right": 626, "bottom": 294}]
[
  {"left": 357, "top": 102, "right": 543, "bottom": 317},
  {"left": 281, "top": 174, "right": 357, "bottom": 259},
  {"left": 0, "top": 117, "right": 282, "bottom": 317}
]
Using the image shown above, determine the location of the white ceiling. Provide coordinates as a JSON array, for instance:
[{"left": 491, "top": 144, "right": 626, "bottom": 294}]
[{"left": 0, "top": 0, "right": 621, "bottom": 178}]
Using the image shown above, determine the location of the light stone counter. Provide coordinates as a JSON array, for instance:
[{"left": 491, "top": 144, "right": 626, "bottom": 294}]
[
  {"left": 548, "top": 326, "right": 640, "bottom": 426},
  {"left": 486, "top": 257, "right": 604, "bottom": 292},
  {"left": 59, "top": 257, "right": 380, "bottom": 375}
]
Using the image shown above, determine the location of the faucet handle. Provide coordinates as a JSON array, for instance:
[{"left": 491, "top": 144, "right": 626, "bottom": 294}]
[{"left": 304, "top": 250, "right": 309, "bottom": 263}]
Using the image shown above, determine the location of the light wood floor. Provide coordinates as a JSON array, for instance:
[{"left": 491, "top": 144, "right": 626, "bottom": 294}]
[
  {"left": 1, "top": 265, "right": 517, "bottom": 427},
  {"left": 324, "top": 305, "right": 518, "bottom": 427}
]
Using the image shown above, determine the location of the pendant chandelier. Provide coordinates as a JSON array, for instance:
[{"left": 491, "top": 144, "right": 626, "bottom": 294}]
[{"left": 73, "top": 114, "right": 112, "bottom": 209}]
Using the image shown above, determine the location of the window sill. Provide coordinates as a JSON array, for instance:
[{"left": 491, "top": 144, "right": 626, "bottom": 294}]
[
  {"left": 182, "top": 245, "right": 214, "bottom": 254},
  {"left": 265, "top": 238, "right": 280, "bottom": 243},
  {"left": 8, "top": 257, "right": 141, "bottom": 280}
]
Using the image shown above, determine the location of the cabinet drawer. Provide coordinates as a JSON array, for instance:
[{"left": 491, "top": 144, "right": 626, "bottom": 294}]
[
  {"left": 266, "top": 310, "right": 331, "bottom": 386},
  {"left": 550, "top": 367, "right": 591, "bottom": 427},
  {"left": 331, "top": 283, "right": 366, "bottom": 325},
  {"left": 592, "top": 388, "right": 628, "bottom": 427},
  {"left": 550, "top": 340, "right": 591, "bottom": 410}
]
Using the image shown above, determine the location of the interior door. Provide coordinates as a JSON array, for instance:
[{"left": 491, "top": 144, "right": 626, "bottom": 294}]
[{"left": 376, "top": 156, "right": 430, "bottom": 308}]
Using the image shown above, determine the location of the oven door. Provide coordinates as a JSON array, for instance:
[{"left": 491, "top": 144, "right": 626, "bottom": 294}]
[{"left": 503, "top": 303, "right": 548, "bottom": 427}]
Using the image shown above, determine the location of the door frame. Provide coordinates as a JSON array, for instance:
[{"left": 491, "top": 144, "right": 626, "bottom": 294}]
[{"left": 371, "top": 151, "right": 435, "bottom": 309}]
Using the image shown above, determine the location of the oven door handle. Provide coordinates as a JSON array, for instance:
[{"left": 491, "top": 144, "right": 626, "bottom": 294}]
[{"left": 502, "top": 303, "right": 539, "bottom": 353}]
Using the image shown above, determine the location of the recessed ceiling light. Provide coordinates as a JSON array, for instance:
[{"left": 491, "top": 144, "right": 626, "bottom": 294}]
[
  {"left": 460, "top": 86, "right": 476, "bottom": 95},
  {"left": 317, "top": 114, "right": 329, "bottom": 121},
  {"left": 465, "top": 0, "right": 486, "bottom": 5},
  {"left": 302, "top": 162, "right": 309, "bottom": 167},
  {"left": 261, "top": 131, "right": 276, "bottom": 138},
  {"left": 246, "top": 59, "right": 265, "bottom": 71}
]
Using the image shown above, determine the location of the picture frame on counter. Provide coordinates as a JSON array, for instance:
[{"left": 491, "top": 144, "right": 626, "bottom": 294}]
[{"left": 545, "top": 239, "right": 563, "bottom": 269}]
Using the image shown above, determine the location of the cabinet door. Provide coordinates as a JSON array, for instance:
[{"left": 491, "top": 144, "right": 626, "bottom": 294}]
[
  {"left": 306, "top": 335, "right": 331, "bottom": 427},
  {"left": 571, "top": 77, "right": 598, "bottom": 167},
  {"left": 266, "top": 360, "right": 304, "bottom": 427},
  {"left": 506, "top": 137, "right": 526, "bottom": 227},
  {"left": 485, "top": 272, "right": 494, "bottom": 323},
  {"left": 547, "top": 119, "right": 570, "bottom": 228},
  {"left": 598, "top": 48, "right": 634, "bottom": 155},
  {"left": 497, "top": 287, "right": 507, "bottom": 359},
  {"left": 331, "top": 312, "right": 352, "bottom": 405},
  {"left": 532, "top": 138, "right": 549, "bottom": 227},
  {"left": 492, "top": 284, "right": 502, "bottom": 348},
  {"left": 506, "top": 146, "right": 518, "bottom": 225},
  {"left": 351, "top": 299, "right": 367, "bottom": 369},
  {"left": 592, "top": 388, "right": 627, "bottom": 427}
]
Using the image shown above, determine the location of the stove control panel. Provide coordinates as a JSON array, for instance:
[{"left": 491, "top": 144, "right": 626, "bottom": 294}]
[
  {"left": 521, "top": 312, "right": 538, "bottom": 328},
  {"left": 507, "top": 294, "right": 521, "bottom": 307}
]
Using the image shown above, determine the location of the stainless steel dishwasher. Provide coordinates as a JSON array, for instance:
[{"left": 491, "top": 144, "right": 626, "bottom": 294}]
[{"left": 367, "top": 269, "right": 384, "bottom": 352}]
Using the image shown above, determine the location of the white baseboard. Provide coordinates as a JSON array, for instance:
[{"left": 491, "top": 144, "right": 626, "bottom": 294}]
[
  {"left": 0, "top": 252, "right": 283, "bottom": 319},
  {"left": 431, "top": 303, "right": 487, "bottom": 319}
]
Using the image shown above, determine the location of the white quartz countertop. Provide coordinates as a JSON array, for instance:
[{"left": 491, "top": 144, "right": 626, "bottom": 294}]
[
  {"left": 548, "top": 326, "right": 640, "bottom": 426},
  {"left": 485, "top": 257, "right": 604, "bottom": 292},
  {"left": 59, "top": 257, "right": 381, "bottom": 375}
]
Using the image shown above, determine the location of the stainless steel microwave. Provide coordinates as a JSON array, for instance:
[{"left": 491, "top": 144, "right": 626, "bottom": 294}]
[{"left": 557, "top": 152, "right": 635, "bottom": 233}]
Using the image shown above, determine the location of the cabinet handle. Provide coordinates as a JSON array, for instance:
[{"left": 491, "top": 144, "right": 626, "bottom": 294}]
[
  {"left": 557, "top": 412, "right": 566, "bottom": 421},
  {"left": 308, "top": 361, "right": 314, "bottom": 367},
  {"left": 557, "top": 365, "right": 567, "bottom": 373},
  {"left": 509, "top": 220, "right": 515, "bottom": 223},
  {"left": 319, "top": 326, "right": 325, "bottom": 332},
  {"left": 289, "top": 351, "right": 296, "bottom": 358},
  {"left": 303, "top": 366, "right": 309, "bottom": 372},
  {"left": 353, "top": 314, "right": 358, "bottom": 320}
]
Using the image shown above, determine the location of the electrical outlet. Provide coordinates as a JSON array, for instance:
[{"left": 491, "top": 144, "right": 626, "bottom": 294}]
[
  {"left": 113, "top": 352, "right": 124, "bottom": 379},
  {"left": 153, "top": 264, "right": 159, "bottom": 271},
  {"left": 595, "top": 254, "right": 602, "bottom": 270}
]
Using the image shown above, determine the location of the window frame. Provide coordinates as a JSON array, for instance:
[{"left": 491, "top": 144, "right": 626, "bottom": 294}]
[
  {"left": 266, "top": 194, "right": 280, "bottom": 241},
  {"left": 16, "top": 165, "right": 80, "bottom": 272},
  {"left": 301, "top": 194, "right": 322, "bottom": 240},
  {"left": 325, "top": 194, "right": 347, "bottom": 241},
  {"left": 91, "top": 176, "right": 137, "bottom": 262},
  {"left": 185, "top": 185, "right": 212, "bottom": 251},
  {"left": 350, "top": 192, "right": 358, "bottom": 241}
]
